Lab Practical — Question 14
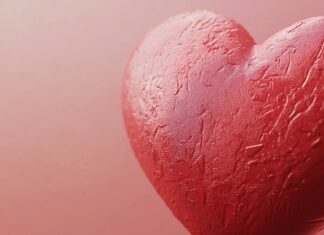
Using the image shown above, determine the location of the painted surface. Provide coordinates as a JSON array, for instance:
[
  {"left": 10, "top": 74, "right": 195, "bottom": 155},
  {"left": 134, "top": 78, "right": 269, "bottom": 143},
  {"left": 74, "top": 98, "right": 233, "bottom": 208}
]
[{"left": 123, "top": 11, "right": 324, "bottom": 235}]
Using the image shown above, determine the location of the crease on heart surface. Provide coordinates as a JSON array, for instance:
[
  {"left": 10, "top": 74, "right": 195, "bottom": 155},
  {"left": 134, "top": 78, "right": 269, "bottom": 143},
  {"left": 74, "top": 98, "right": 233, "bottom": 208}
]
[{"left": 122, "top": 11, "right": 324, "bottom": 235}]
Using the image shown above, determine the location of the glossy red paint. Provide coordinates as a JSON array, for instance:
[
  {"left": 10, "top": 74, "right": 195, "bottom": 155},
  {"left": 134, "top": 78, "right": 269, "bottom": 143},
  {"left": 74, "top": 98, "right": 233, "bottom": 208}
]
[{"left": 123, "top": 11, "right": 324, "bottom": 235}]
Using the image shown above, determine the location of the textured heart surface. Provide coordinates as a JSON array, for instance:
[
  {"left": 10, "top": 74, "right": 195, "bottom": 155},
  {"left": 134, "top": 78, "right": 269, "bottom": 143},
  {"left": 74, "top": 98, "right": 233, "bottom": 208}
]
[{"left": 122, "top": 11, "right": 324, "bottom": 235}]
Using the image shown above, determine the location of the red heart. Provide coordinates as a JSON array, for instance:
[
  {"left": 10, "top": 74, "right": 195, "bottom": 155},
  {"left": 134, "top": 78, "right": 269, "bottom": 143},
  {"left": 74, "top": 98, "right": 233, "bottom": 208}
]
[{"left": 122, "top": 11, "right": 324, "bottom": 235}]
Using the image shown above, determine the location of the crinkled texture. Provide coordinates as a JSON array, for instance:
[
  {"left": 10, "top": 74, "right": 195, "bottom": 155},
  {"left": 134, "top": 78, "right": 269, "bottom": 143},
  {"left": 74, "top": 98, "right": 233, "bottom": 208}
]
[{"left": 122, "top": 11, "right": 324, "bottom": 235}]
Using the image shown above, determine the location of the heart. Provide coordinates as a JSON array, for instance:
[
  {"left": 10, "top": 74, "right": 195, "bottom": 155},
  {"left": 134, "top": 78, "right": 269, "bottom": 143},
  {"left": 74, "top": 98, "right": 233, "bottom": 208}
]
[{"left": 122, "top": 11, "right": 324, "bottom": 235}]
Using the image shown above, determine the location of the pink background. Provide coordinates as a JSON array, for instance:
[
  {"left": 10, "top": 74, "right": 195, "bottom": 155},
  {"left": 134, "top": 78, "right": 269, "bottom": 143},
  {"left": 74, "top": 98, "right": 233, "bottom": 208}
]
[{"left": 0, "top": 0, "right": 323, "bottom": 234}]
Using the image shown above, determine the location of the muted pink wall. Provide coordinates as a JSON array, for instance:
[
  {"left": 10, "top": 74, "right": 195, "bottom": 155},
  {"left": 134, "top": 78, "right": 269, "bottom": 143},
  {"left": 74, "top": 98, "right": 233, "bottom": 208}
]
[{"left": 0, "top": 1, "right": 323, "bottom": 234}]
